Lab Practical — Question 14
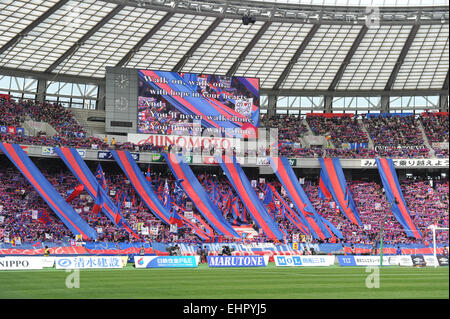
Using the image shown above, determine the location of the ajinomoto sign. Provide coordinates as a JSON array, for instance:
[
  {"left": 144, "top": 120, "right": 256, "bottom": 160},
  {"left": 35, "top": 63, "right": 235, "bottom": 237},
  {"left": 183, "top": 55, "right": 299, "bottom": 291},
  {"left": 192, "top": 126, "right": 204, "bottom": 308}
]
[{"left": 128, "top": 133, "right": 240, "bottom": 151}]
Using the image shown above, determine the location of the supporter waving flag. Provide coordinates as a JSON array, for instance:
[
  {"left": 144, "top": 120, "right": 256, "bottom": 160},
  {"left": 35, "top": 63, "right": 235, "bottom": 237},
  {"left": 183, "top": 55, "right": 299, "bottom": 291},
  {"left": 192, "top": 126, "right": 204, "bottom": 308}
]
[
  {"left": 223, "top": 190, "right": 232, "bottom": 217},
  {"left": 230, "top": 197, "right": 240, "bottom": 224},
  {"left": 96, "top": 163, "right": 107, "bottom": 191},
  {"left": 38, "top": 210, "right": 51, "bottom": 225},
  {"left": 163, "top": 179, "right": 172, "bottom": 210},
  {"left": 174, "top": 179, "right": 184, "bottom": 206},
  {"left": 163, "top": 153, "right": 239, "bottom": 238},
  {"left": 169, "top": 208, "right": 184, "bottom": 228},
  {"left": 65, "top": 183, "right": 84, "bottom": 203},
  {"left": 55, "top": 147, "right": 139, "bottom": 239},
  {"left": 146, "top": 164, "right": 151, "bottom": 183},
  {"left": 217, "top": 155, "right": 285, "bottom": 240},
  {"left": 93, "top": 183, "right": 104, "bottom": 217},
  {"left": 263, "top": 184, "right": 276, "bottom": 211}
]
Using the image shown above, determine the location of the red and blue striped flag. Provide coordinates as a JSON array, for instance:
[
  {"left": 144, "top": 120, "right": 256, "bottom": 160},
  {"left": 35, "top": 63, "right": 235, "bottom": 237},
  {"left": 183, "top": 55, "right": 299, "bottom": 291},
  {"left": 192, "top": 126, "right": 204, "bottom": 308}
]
[
  {"left": 169, "top": 208, "right": 184, "bottom": 228},
  {"left": 95, "top": 163, "right": 107, "bottom": 191}
]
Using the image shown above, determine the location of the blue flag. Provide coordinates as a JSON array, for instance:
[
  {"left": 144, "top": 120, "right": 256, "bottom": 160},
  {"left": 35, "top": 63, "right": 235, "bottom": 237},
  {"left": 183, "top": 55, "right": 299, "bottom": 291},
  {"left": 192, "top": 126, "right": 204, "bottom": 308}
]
[
  {"left": 163, "top": 179, "right": 172, "bottom": 210},
  {"left": 96, "top": 163, "right": 107, "bottom": 191}
]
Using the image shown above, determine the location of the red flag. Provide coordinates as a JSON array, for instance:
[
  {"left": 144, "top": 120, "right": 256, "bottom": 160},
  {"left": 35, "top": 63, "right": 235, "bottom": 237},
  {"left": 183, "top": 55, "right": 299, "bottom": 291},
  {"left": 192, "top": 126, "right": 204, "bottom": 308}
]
[
  {"left": 92, "top": 204, "right": 101, "bottom": 215},
  {"left": 169, "top": 209, "right": 184, "bottom": 228},
  {"left": 66, "top": 184, "right": 84, "bottom": 203}
]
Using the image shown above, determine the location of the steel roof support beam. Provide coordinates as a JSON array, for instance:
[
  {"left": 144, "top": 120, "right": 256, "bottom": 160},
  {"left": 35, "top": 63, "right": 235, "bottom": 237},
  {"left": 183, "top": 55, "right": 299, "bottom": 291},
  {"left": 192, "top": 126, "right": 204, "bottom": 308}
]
[
  {"left": 0, "top": 0, "right": 70, "bottom": 56},
  {"left": 226, "top": 21, "right": 272, "bottom": 77},
  {"left": 267, "top": 95, "right": 277, "bottom": 117},
  {"left": 384, "top": 24, "right": 420, "bottom": 91},
  {"left": 46, "top": 4, "right": 125, "bottom": 73},
  {"left": 0, "top": 66, "right": 104, "bottom": 86},
  {"left": 272, "top": 24, "right": 320, "bottom": 90},
  {"left": 328, "top": 25, "right": 368, "bottom": 91},
  {"left": 443, "top": 68, "right": 449, "bottom": 91},
  {"left": 102, "top": 0, "right": 449, "bottom": 25},
  {"left": 115, "top": 12, "right": 175, "bottom": 68},
  {"left": 0, "top": 66, "right": 447, "bottom": 98},
  {"left": 172, "top": 17, "right": 224, "bottom": 72},
  {"left": 440, "top": 68, "right": 449, "bottom": 112},
  {"left": 261, "top": 88, "right": 447, "bottom": 97}
]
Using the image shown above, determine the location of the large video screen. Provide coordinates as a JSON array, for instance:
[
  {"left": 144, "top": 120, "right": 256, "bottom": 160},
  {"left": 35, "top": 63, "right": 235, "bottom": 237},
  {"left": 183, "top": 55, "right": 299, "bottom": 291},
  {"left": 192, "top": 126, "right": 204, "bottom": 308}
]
[{"left": 137, "top": 70, "right": 259, "bottom": 138}]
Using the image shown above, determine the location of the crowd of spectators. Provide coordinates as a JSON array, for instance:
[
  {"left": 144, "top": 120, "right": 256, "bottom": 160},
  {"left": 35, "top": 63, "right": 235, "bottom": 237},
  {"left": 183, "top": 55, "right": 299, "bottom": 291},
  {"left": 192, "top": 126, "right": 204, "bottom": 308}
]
[
  {"left": 1, "top": 97, "right": 448, "bottom": 160},
  {"left": 0, "top": 131, "right": 110, "bottom": 150},
  {"left": 303, "top": 177, "right": 448, "bottom": 245},
  {"left": 26, "top": 101, "right": 87, "bottom": 138},
  {"left": 1, "top": 161, "right": 448, "bottom": 247},
  {"left": 306, "top": 115, "right": 369, "bottom": 148},
  {"left": 419, "top": 113, "right": 449, "bottom": 144},
  {"left": 434, "top": 148, "right": 449, "bottom": 158},
  {"left": 261, "top": 114, "right": 308, "bottom": 144},
  {"left": 0, "top": 98, "right": 28, "bottom": 127},
  {"left": 363, "top": 115, "right": 424, "bottom": 146},
  {"left": 0, "top": 167, "right": 207, "bottom": 244},
  {"left": 279, "top": 146, "right": 324, "bottom": 158},
  {"left": 402, "top": 178, "right": 449, "bottom": 244}
]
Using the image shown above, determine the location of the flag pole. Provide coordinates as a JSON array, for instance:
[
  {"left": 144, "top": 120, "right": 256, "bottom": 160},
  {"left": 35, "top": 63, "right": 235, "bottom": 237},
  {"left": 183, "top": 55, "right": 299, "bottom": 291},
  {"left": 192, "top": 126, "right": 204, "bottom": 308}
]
[
  {"left": 380, "top": 231, "right": 384, "bottom": 267},
  {"left": 379, "top": 198, "right": 398, "bottom": 268}
]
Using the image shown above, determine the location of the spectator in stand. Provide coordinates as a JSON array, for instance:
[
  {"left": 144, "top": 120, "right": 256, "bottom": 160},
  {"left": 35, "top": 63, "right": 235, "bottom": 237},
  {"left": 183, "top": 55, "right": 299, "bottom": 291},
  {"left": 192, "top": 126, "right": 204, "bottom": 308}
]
[
  {"left": 2, "top": 98, "right": 446, "bottom": 159},
  {"left": 420, "top": 113, "right": 449, "bottom": 144},
  {"left": 434, "top": 148, "right": 449, "bottom": 158},
  {"left": 306, "top": 115, "right": 369, "bottom": 148},
  {"left": 363, "top": 115, "right": 425, "bottom": 147},
  {"left": 1, "top": 160, "right": 447, "bottom": 246},
  {"left": 261, "top": 114, "right": 308, "bottom": 144}
]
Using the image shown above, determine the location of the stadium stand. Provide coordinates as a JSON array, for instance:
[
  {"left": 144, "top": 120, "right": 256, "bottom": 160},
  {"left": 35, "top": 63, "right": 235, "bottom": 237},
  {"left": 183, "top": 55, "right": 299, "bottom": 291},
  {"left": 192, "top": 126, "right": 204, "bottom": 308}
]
[
  {"left": 1, "top": 97, "right": 447, "bottom": 159},
  {"left": 0, "top": 0, "right": 448, "bottom": 264},
  {"left": 0, "top": 160, "right": 447, "bottom": 251}
]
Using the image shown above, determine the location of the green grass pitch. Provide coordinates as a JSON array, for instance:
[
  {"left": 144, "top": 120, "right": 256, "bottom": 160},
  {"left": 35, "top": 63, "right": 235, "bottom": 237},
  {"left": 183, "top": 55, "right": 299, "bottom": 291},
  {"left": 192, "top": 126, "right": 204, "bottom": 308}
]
[{"left": 0, "top": 264, "right": 448, "bottom": 299}]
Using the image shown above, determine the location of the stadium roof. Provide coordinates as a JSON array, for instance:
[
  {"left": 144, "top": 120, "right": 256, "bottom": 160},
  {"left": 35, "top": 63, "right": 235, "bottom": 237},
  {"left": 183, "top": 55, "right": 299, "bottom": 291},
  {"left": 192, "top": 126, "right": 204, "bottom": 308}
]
[{"left": 0, "top": 0, "right": 448, "bottom": 95}]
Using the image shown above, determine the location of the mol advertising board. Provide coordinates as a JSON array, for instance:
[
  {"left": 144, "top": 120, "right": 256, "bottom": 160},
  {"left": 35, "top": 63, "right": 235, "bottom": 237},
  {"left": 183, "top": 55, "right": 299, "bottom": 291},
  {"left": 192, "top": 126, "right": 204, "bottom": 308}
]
[
  {"left": 134, "top": 256, "right": 199, "bottom": 268},
  {"left": 274, "top": 255, "right": 335, "bottom": 267}
]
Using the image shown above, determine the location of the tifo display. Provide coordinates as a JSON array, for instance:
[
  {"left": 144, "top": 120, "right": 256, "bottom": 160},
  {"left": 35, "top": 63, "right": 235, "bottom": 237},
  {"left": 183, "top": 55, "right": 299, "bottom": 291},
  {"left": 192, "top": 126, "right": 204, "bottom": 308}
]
[{"left": 0, "top": 142, "right": 448, "bottom": 255}]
